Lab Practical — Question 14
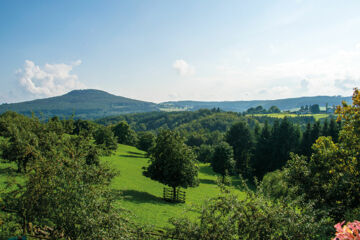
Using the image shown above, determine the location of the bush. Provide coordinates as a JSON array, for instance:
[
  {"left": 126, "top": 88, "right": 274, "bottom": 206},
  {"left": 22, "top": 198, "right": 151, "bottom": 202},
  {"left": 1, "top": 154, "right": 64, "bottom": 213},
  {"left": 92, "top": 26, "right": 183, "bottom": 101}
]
[
  {"left": 261, "top": 170, "right": 290, "bottom": 200},
  {"left": 167, "top": 182, "right": 329, "bottom": 240}
]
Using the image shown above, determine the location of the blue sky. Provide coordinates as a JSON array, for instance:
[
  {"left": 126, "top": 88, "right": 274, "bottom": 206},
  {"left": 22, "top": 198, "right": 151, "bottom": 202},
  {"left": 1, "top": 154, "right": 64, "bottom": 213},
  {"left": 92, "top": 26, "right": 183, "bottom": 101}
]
[{"left": 1, "top": 0, "right": 360, "bottom": 103}]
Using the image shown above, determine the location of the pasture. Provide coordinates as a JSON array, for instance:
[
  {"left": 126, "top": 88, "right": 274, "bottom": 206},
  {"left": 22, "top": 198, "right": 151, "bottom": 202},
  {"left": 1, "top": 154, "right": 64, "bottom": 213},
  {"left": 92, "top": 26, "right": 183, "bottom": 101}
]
[
  {"left": 0, "top": 144, "right": 245, "bottom": 230},
  {"left": 102, "top": 144, "right": 245, "bottom": 228}
]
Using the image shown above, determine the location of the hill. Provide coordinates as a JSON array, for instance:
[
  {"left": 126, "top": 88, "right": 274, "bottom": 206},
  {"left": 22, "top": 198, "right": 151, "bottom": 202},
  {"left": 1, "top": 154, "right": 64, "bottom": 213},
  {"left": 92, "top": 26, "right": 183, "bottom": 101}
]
[
  {"left": 159, "top": 95, "right": 352, "bottom": 112},
  {"left": 0, "top": 89, "right": 352, "bottom": 120},
  {"left": 0, "top": 89, "right": 159, "bottom": 119}
]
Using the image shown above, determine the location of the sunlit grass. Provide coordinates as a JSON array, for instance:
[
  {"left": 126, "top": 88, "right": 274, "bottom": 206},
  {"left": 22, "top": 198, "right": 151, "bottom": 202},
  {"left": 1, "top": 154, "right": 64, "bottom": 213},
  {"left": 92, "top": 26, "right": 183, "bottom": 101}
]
[
  {"left": 0, "top": 144, "right": 246, "bottom": 230},
  {"left": 102, "top": 144, "right": 245, "bottom": 228},
  {"left": 251, "top": 113, "right": 329, "bottom": 121}
]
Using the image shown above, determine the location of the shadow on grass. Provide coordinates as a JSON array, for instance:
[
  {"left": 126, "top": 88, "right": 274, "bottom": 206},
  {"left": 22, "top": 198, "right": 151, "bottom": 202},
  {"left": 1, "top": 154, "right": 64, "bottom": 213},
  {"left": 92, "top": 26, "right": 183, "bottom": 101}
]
[
  {"left": 199, "top": 165, "right": 217, "bottom": 177},
  {"left": 119, "top": 154, "right": 146, "bottom": 159},
  {"left": 127, "top": 151, "right": 145, "bottom": 156},
  {"left": 199, "top": 179, "right": 216, "bottom": 185},
  {"left": 112, "top": 189, "right": 162, "bottom": 203},
  {"left": 111, "top": 189, "right": 185, "bottom": 205}
]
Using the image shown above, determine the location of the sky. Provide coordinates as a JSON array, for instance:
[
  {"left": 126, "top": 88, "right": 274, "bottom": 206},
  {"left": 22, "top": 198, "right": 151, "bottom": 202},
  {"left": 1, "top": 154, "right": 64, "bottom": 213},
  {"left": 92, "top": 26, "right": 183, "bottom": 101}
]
[{"left": 1, "top": 0, "right": 360, "bottom": 103}]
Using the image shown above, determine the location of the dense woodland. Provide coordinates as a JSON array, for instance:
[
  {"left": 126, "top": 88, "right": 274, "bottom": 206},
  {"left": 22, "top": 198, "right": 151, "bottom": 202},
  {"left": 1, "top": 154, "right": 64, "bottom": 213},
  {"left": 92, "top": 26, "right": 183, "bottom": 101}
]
[{"left": 0, "top": 89, "right": 359, "bottom": 239}]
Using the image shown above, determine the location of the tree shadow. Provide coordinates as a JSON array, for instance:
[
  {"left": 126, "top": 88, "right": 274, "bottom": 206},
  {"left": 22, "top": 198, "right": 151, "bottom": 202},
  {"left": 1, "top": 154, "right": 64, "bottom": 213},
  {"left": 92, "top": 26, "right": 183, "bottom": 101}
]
[
  {"left": 111, "top": 189, "right": 186, "bottom": 205},
  {"left": 199, "top": 179, "right": 216, "bottom": 185},
  {"left": 127, "top": 151, "right": 145, "bottom": 156},
  {"left": 112, "top": 189, "right": 165, "bottom": 204},
  {"left": 119, "top": 154, "right": 146, "bottom": 159},
  {"left": 199, "top": 165, "right": 217, "bottom": 177}
]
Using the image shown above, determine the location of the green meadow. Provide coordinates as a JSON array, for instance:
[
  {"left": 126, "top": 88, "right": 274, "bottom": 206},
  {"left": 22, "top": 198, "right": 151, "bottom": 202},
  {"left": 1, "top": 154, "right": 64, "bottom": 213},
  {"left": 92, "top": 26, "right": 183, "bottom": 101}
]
[
  {"left": 103, "top": 144, "right": 245, "bottom": 228},
  {"left": 0, "top": 144, "right": 245, "bottom": 230},
  {"left": 251, "top": 113, "right": 329, "bottom": 121}
]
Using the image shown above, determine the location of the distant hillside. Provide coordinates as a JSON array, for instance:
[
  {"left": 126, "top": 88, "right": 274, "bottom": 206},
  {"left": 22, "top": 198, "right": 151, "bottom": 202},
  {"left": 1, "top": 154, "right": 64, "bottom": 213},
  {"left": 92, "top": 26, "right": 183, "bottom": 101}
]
[
  {"left": 0, "top": 89, "right": 159, "bottom": 119},
  {"left": 159, "top": 96, "right": 352, "bottom": 112},
  {"left": 0, "top": 89, "right": 353, "bottom": 120}
]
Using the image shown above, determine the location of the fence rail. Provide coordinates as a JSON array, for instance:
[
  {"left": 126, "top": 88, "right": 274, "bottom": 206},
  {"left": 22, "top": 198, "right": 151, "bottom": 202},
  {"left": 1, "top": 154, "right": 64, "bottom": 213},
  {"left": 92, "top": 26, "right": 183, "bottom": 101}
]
[{"left": 163, "top": 187, "right": 186, "bottom": 203}]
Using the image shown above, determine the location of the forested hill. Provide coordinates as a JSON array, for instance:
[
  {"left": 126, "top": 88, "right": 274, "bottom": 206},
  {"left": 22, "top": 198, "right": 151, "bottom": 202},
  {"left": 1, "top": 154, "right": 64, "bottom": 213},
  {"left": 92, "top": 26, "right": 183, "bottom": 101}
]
[
  {"left": 0, "top": 89, "right": 159, "bottom": 119},
  {"left": 159, "top": 95, "right": 352, "bottom": 112},
  {"left": 0, "top": 89, "right": 352, "bottom": 119}
]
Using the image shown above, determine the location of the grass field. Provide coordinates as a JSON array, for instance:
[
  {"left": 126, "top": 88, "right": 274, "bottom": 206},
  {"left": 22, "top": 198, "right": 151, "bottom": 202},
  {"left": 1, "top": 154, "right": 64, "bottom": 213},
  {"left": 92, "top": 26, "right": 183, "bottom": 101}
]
[
  {"left": 0, "top": 144, "right": 245, "bottom": 230},
  {"left": 103, "top": 144, "right": 245, "bottom": 228},
  {"left": 251, "top": 113, "right": 329, "bottom": 121}
]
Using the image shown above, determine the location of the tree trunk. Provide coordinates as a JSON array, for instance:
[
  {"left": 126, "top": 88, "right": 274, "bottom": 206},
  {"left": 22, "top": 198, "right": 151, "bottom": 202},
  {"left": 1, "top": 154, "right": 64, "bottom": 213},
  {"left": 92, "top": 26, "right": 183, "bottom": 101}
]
[
  {"left": 172, "top": 186, "right": 177, "bottom": 202},
  {"left": 22, "top": 210, "right": 27, "bottom": 236}
]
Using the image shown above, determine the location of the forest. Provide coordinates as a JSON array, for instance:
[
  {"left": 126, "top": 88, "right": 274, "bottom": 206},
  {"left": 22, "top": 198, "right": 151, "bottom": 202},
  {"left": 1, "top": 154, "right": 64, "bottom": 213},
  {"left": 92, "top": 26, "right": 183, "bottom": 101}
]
[{"left": 0, "top": 90, "right": 359, "bottom": 240}]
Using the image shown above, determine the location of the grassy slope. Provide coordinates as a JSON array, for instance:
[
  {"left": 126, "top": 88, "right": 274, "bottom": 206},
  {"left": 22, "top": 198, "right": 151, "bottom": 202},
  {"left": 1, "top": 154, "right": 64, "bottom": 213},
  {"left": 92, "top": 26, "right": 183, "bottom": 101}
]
[
  {"left": 0, "top": 144, "right": 245, "bottom": 229},
  {"left": 102, "top": 144, "right": 245, "bottom": 228}
]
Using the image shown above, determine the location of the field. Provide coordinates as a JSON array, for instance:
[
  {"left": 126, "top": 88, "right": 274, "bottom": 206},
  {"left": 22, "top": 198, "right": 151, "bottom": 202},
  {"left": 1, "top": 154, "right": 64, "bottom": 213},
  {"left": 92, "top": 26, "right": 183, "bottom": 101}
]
[
  {"left": 0, "top": 144, "right": 245, "bottom": 230},
  {"left": 103, "top": 144, "right": 245, "bottom": 228},
  {"left": 251, "top": 113, "right": 329, "bottom": 121}
]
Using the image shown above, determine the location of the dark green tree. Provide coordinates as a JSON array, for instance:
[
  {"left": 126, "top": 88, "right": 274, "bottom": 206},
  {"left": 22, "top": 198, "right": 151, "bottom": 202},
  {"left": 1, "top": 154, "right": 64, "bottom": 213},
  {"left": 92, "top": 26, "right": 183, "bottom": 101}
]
[
  {"left": 143, "top": 130, "right": 199, "bottom": 202},
  {"left": 211, "top": 142, "right": 235, "bottom": 181},
  {"left": 226, "top": 121, "right": 253, "bottom": 177},
  {"left": 310, "top": 121, "right": 321, "bottom": 143},
  {"left": 299, "top": 123, "right": 312, "bottom": 157},
  {"left": 268, "top": 105, "right": 281, "bottom": 113},
  {"left": 328, "top": 118, "right": 339, "bottom": 142},
  {"left": 196, "top": 144, "right": 214, "bottom": 163},
  {"left": 310, "top": 104, "right": 320, "bottom": 113},
  {"left": 94, "top": 126, "right": 118, "bottom": 154},
  {"left": 252, "top": 121, "right": 273, "bottom": 178},
  {"left": 112, "top": 121, "right": 137, "bottom": 146},
  {"left": 270, "top": 118, "right": 300, "bottom": 171},
  {"left": 136, "top": 131, "right": 155, "bottom": 153},
  {"left": 72, "top": 119, "right": 96, "bottom": 137},
  {"left": 321, "top": 118, "right": 329, "bottom": 136}
]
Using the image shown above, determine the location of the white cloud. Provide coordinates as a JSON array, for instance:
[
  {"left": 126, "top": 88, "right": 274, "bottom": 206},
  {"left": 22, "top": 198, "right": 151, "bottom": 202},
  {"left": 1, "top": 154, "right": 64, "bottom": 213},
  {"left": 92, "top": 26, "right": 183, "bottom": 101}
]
[
  {"left": 172, "top": 59, "right": 195, "bottom": 76},
  {"left": 17, "top": 60, "right": 85, "bottom": 97},
  {"left": 212, "top": 44, "right": 360, "bottom": 100}
]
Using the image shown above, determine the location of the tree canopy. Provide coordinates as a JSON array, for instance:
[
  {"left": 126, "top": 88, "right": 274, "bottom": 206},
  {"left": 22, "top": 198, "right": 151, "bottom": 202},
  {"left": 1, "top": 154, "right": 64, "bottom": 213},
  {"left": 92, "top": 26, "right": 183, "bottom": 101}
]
[{"left": 143, "top": 130, "right": 199, "bottom": 201}]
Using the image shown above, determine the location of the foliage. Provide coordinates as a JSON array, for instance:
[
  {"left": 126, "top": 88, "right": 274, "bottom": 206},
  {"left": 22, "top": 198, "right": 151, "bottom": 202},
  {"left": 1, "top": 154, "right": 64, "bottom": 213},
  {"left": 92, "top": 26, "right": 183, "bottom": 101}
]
[
  {"left": 195, "top": 144, "right": 214, "bottom": 163},
  {"left": 143, "top": 130, "right": 199, "bottom": 201},
  {"left": 245, "top": 105, "right": 281, "bottom": 114},
  {"left": 0, "top": 113, "right": 136, "bottom": 239},
  {"left": 310, "top": 104, "right": 321, "bottom": 113},
  {"left": 94, "top": 125, "right": 118, "bottom": 155},
  {"left": 261, "top": 170, "right": 289, "bottom": 200},
  {"left": 226, "top": 121, "right": 254, "bottom": 177},
  {"left": 136, "top": 131, "right": 155, "bottom": 152},
  {"left": 252, "top": 121, "right": 272, "bottom": 178},
  {"left": 167, "top": 183, "right": 328, "bottom": 240},
  {"left": 283, "top": 89, "right": 360, "bottom": 222},
  {"left": 112, "top": 121, "right": 137, "bottom": 146},
  {"left": 211, "top": 142, "right": 235, "bottom": 179}
]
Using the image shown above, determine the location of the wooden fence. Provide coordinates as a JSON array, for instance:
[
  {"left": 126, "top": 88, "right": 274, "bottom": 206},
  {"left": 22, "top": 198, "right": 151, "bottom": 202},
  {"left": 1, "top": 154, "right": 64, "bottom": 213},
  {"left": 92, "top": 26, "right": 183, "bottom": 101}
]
[{"left": 163, "top": 187, "right": 186, "bottom": 203}]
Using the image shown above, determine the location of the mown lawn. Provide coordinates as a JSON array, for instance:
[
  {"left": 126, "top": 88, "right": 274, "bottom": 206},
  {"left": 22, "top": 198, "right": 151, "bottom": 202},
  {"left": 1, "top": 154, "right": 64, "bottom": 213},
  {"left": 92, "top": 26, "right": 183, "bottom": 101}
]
[{"left": 102, "top": 144, "right": 245, "bottom": 228}]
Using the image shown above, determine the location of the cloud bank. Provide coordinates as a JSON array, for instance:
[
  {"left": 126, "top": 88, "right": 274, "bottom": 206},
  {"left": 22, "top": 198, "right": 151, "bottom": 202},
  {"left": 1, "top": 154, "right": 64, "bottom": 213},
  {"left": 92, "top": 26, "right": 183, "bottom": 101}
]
[
  {"left": 172, "top": 59, "right": 195, "bottom": 76},
  {"left": 17, "top": 60, "right": 85, "bottom": 97}
]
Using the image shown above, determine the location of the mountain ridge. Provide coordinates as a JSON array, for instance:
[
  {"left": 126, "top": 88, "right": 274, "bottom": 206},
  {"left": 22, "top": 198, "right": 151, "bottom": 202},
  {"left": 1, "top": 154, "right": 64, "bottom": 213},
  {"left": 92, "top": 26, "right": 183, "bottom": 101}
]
[{"left": 0, "top": 89, "right": 353, "bottom": 119}]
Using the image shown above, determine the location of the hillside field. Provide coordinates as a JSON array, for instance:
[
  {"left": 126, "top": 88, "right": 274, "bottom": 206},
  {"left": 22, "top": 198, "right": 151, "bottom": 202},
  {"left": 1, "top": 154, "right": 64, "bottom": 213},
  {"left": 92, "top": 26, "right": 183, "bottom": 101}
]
[
  {"left": 0, "top": 144, "right": 245, "bottom": 230},
  {"left": 251, "top": 113, "right": 329, "bottom": 121}
]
